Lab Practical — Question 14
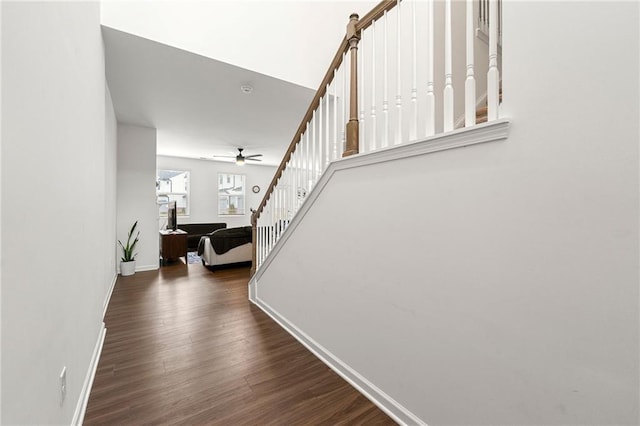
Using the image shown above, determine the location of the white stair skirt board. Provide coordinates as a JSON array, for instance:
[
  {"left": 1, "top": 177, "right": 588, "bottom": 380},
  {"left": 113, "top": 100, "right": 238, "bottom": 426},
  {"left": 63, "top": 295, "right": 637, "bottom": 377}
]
[
  {"left": 248, "top": 119, "right": 511, "bottom": 425},
  {"left": 251, "top": 294, "right": 425, "bottom": 426},
  {"left": 248, "top": 278, "right": 257, "bottom": 303},
  {"left": 72, "top": 323, "right": 107, "bottom": 425},
  {"left": 251, "top": 118, "right": 511, "bottom": 283}
]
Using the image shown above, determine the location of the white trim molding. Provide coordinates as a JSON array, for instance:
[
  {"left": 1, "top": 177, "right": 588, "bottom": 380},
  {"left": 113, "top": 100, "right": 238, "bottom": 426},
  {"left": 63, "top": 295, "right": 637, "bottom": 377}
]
[
  {"left": 117, "top": 263, "right": 159, "bottom": 274},
  {"left": 72, "top": 324, "right": 106, "bottom": 425},
  {"left": 254, "top": 297, "right": 426, "bottom": 426}
]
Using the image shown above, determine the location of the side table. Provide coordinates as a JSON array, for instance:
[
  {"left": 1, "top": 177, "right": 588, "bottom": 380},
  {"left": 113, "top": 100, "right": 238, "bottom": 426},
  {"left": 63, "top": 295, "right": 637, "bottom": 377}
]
[{"left": 159, "top": 229, "right": 188, "bottom": 264}]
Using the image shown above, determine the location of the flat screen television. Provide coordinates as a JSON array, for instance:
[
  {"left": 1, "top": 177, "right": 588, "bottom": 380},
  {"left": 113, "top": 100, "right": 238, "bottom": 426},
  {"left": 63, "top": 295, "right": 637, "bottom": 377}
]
[{"left": 167, "top": 201, "right": 177, "bottom": 231}]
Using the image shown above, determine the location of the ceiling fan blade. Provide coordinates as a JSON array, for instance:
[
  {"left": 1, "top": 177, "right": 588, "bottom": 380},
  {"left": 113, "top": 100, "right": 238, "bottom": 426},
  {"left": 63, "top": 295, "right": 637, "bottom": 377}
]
[
  {"left": 212, "top": 154, "right": 236, "bottom": 158},
  {"left": 246, "top": 158, "right": 262, "bottom": 162},
  {"left": 244, "top": 154, "right": 263, "bottom": 159}
]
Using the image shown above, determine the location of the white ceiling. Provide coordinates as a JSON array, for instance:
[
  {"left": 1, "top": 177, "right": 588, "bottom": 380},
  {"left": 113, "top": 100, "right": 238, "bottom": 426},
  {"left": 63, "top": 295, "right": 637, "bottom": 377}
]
[
  {"left": 103, "top": 26, "right": 316, "bottom": 166},
  {"left": 101, "top": 1, "right": 377, "bottom": 90}
]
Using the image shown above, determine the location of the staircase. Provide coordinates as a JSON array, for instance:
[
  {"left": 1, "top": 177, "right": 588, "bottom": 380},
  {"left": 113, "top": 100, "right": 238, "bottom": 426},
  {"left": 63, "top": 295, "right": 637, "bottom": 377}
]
[{"left": 251, "top": 0, "right": 503, "bottom": 275}]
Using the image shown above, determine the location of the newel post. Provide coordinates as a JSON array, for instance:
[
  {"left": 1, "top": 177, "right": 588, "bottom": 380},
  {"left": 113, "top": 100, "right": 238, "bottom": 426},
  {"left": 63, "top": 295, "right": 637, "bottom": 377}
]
[
  {"left": 250, "top": 210, "right": 258, "bottom": 277},
  {"left": 343, "top": 13, "right": 361, "bottom": 157}
]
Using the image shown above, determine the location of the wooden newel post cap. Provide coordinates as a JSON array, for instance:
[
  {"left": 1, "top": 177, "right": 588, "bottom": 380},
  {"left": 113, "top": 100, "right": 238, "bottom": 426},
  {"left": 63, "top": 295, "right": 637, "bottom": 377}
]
[{"left": 347, "top": 13, "right": 360, "bottom": 41}]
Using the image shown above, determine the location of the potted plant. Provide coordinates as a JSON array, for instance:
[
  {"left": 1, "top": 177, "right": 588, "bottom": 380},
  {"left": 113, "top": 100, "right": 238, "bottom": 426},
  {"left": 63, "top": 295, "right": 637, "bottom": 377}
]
[{"left": 118, "top": 221, "right": 139, "bottom": 276}]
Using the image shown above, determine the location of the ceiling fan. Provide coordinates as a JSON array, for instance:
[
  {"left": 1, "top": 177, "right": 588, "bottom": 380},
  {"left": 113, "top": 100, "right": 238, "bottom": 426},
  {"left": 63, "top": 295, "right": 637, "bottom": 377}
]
[{"left": 214, "top": 148, "right": 262, "bottom": 165}]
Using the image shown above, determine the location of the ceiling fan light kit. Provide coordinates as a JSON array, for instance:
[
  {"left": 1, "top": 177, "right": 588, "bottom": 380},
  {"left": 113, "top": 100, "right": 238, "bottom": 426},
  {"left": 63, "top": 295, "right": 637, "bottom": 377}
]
[{"left": 214, "top": 148, "right": 263, "bottom": 165}]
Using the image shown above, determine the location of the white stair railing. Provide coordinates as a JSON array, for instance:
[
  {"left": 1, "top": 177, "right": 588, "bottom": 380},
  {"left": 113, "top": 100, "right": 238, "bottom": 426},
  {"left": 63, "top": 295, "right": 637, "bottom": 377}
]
[{"left": 252, "top": 0, "right": 502, "bottom": 275}]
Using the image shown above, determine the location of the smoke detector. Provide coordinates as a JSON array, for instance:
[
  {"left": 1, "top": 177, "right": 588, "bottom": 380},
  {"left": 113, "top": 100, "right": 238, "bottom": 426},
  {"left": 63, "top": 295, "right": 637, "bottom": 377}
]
[{"left": 240, "top": 84, "right": 253, "bottom": 94}]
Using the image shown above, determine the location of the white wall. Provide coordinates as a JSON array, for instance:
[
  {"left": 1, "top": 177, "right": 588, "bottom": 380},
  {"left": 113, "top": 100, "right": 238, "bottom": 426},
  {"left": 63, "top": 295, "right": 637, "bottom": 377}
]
[
  {"left": 157, "top": 155, "right": 276, "bottom": 229},
  {"left": 117, "top": 124, "right": 159, "bottom": 271},
  {"left": 1, "top": 2, "right": 114, "bottom": 423},
  {"left": 101, "top": 0, "right": 377, "bottom": 89},
  {"left": 0, "top": 2, "right": 4, "bottom": 420},
  {"left": 255, "top": 1, "right": 639, "bottom": 424}
]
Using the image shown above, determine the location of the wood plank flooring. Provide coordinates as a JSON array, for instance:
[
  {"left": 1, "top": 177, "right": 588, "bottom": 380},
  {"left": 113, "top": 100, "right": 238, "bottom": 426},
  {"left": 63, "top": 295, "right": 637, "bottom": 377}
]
[{"left": 84, "top": 262, "right": 395, "bottom": 425}]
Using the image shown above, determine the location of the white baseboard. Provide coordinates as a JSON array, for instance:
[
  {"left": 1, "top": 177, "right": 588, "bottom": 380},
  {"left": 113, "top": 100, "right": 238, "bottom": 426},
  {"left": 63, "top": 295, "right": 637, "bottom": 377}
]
[
  {"left": 135, "top": 263, "right": 159, "bottom": 272},
  {"left": 116, "top": 263, "right": 158, "bottom": 274},
  {"left": 72, "top": 324, "right": 106, "bottom": 425},
  {"left": 253, "top": 297, "right": 426, "bottom": 426},
  {"left": 103, "top": 274, "right": 117, "bottom": 320}
]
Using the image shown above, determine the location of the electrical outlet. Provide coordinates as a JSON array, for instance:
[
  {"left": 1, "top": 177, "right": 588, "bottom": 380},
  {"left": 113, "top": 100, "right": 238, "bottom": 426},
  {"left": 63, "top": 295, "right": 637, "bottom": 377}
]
[{"left": 59, "top": 367, "right": 67, "bottom": 406}]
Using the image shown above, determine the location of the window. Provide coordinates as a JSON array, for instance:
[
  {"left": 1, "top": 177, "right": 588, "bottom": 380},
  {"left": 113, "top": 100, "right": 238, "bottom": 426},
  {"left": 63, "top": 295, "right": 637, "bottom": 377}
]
[
  {"left": 218, "top": 173, "right": 245, "bottom": 215},
  {"left": 157, "top": 170, "right": 190, "bottom": 216}
]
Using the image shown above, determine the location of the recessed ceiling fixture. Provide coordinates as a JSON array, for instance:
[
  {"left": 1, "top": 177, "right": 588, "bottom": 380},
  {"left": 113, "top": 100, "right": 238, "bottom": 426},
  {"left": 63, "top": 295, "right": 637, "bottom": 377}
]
[{"left": 240, "top": 84, "right": 253, "bottom": 94}]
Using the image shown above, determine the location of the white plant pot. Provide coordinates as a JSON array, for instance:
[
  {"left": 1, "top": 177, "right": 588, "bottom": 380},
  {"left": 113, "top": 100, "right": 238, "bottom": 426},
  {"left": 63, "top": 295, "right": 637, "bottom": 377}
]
[{"left": 120, "top": 260, "right": 136, "bottom": 276}]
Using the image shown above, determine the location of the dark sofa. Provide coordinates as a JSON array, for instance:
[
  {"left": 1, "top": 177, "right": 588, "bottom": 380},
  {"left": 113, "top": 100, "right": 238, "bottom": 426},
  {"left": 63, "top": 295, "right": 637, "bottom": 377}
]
[{"left": 177, "top": 223, "right": 227, "bottom": 251}]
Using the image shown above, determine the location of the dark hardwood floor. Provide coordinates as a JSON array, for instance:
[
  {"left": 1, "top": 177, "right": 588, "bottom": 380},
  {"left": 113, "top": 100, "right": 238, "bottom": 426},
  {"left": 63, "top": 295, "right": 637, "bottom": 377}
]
[{"left": 84, "top": 261, "right": 394, "bottom": 425}]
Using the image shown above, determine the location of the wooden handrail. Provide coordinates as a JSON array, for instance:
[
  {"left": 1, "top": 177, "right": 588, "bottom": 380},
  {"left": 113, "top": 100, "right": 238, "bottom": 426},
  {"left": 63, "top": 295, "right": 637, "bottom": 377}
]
[
  {"left": 251, "top": 0, "right": 401, "bottom": 276},
  {"left": 253, "top": 0, "right": 401, "bottom": 222},
  {"left": 355, "top": 0, "right": 398, "bottom": 33},
  {"left": 253, "top": 35, "right": 349, "bottom": 222}
]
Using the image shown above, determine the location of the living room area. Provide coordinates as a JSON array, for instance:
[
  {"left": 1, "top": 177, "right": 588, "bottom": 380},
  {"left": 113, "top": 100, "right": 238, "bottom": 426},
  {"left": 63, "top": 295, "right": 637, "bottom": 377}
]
[
  {"left": 107, "top": 15, "right": 326, "bottom": 275},
  {"left": 155, "top": 156, "right": 274, "bottom": 269}
]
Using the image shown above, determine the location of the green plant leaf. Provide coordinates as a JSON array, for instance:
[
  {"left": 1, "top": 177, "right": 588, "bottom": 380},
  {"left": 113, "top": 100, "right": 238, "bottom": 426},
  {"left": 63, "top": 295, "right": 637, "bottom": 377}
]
[{"left": 119, "top": 221, "right": 140, "bottom": 261}]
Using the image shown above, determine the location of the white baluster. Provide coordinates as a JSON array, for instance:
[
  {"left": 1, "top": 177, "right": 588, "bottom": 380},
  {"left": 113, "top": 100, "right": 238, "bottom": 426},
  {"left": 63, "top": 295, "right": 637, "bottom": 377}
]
[
  {"left": 410, "top": 0, "right": 418, "bottom": 140},
  {"left": 331, "top": 70, "right": 338, "bottom": 160},
  {"left": 256, "top": 216, "right": 260, "bottom": 267},
  {"left": 287, "top": 165, "right": 292, "bottom": 222},
  {"left": 262, "top": 206, "right": 269, "bottom": 260},
  {"left": 274, "top": 187, "right": 280, "bottom": 244},
  {"left": 294, "top": 149, "right": 300, "bottom": 213},
  {"left": 279, "top": 186, "right": 284, "bottom": 236},
  {"left": 291, "top": 158, "right": 295, "bottom": 217},
  {"left": 443, "top": 0, "right": 454, "bottom": 132},
  {"left": 370, "top": 19, "right": 377, "bottom": 151},
  {"left": 311, "top": 111, "right": 317, "bottom": 187},
  {"left": 262, "top": 213, "right": 266, "bottom": 264},
  {"left": 298, "top": 149, "right": 302, "bottom": 210},
  {"left": 278, "top": 186, "right": 283, "bottom": 240},
  {"left": 342, "top": 53, "right": 347, "bottom": 154},
  {"left": 318, "top": 99, "right": 323, "bottom": 174},
  {"left": 487, "top": 0, "right": 499, "bottom": 121},
  {"left": 266, "top": 202, "right": 271, "bottom": 255},
  {"left": 382, "top": 10, "right": 389, "bottom": 148},
  {"left": 299, "top": 131, "right": 304, "bottom": 197},
  {"left": 395, "top": 0, "right": 402, "bottom": 145},
  {"left": 257, "top": 216, "right": 262, "bottom": 267},
  {"left": 305, "top": 129, "right": 310, "bottom": 193},
  {"left": 498, "top": 0, "right": 502, "bottom": 46},
  {"left": 272, "top": 198, "right": 276, "bottom": 247},
  {"left": 426, "top": 0, "right": 435, "bottom": 136},
  {"left": 465, "top": 0, "right": 476, "bottom": 127},
  {"left": 284, "top": 167, "right": 291, "bottom": 224},
  {"left": 261, "top": 216, "right": 265, "bottom": 265},
  {"left": 359, "top": 32, "right": 366, "bottom": 153},
  {"left": 325, "top": 83, "right": 330, "bottom": 166}
]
